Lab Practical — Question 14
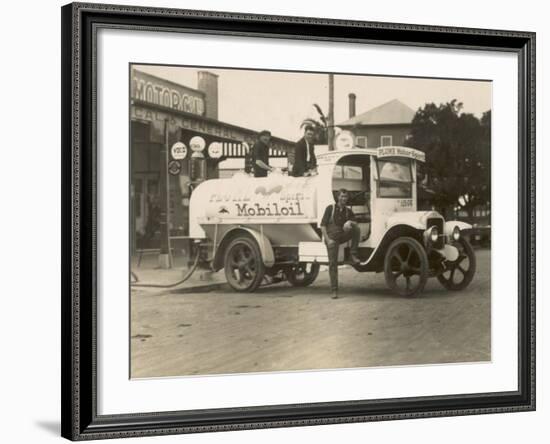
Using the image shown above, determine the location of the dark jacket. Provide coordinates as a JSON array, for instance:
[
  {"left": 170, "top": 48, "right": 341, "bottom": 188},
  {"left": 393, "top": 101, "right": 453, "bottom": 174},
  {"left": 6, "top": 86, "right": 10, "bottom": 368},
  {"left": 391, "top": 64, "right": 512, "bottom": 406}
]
[
  {"left": 321, "top": 204, "right": 356, "bottom": 239},
  {"left": 290, "top": 137, "right": 316, "bottom": 177},
  {"left": 251, "top": 140, "right": 270, "bottom": 177}
]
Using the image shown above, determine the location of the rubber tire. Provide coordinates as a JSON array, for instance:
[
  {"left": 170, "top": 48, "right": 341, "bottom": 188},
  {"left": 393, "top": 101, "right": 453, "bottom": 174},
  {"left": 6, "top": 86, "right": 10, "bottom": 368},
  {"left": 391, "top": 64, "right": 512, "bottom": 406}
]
[
  {"left": 384, "top": 237, "right": 429, "bottom": 297},
  {"left": 436, "top": 238, "right": 476, "bottom": 291},
  {"left": 223, "top": 236, "right": 265, "bottom": 292},
  {"left": 287, "top": 263, "right": 320, "bottom": 287}
]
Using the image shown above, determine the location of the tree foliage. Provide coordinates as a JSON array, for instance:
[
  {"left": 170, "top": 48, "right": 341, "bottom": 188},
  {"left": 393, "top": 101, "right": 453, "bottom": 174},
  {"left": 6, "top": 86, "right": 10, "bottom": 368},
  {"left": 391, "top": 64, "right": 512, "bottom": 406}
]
[
  {"left": 300, "top": 103, "right": 328, "bottom": 144},
  {"left": 406, "top": 100, "right": 491, "bottom": 217}
]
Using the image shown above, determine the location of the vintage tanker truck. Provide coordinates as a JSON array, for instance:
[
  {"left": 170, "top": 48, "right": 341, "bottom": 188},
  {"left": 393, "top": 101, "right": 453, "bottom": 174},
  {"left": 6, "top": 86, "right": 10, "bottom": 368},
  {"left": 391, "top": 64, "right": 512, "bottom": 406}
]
[{"left": 189, "top": 146, "right": 476, "bottom": 297}]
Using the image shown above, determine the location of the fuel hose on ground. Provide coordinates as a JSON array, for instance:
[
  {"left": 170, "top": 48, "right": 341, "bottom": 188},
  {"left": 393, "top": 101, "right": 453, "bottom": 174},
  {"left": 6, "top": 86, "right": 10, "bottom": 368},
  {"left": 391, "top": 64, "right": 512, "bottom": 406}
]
[{"left": 130, "top": 250, "right": 201, "bottom": 289}]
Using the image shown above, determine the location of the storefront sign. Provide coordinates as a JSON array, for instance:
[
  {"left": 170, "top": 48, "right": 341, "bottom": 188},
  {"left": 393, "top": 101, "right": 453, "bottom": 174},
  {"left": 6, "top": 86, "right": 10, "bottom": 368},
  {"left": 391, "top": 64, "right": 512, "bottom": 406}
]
[
  {"left": 377, "top": 146, "right": 426, "bottom": 162},
  {"left": 131, "top": 106, "right": 292, "bottom": 156},
  {"left": 208, "top": 142, "right": 223, "bottom": 159},
  {"left": 171, "top": 142, "right": 188, "bottom": 160},
  {"left": 190, "top": 136, "right": 206, "bottom": 152},
  {"left": 131, "top": 69, "right": 205, "bottom": 116},
  {"left": 168, "top": 160, "right": 182, "bottom": 175},
  {"left": 335, "top": 131, "right": 355, "bottom": 150}
]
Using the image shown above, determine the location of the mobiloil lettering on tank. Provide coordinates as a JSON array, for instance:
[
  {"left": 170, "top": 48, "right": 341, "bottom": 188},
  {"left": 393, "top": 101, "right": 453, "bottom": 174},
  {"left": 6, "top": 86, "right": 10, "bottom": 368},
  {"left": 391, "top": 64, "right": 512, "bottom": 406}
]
[{"left": 189, "top": 172, "right": 320, "bottom": 244}]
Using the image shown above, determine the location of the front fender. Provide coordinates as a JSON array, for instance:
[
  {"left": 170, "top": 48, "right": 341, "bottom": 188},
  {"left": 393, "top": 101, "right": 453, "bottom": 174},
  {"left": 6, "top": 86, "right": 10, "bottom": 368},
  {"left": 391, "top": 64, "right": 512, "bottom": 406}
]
[
  {"left": 386, "top": 210, "right": 443, "bottom": 231},
  {"left": 444, "top": 221, "right": 472, "bottom": 237},
  {"left": 212, "top": 227, "right": 275, "bottom": 271},
  {"left": 354, "top": 224, "right": 423, "bottom": 272}
]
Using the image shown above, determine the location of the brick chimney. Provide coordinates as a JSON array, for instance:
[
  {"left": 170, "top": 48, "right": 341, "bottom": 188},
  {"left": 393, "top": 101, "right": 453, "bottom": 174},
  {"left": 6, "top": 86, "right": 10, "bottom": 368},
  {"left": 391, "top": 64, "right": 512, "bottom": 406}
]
[
  {"left": 197, "top": 71, "right": 219, "bottom": 120},
  {"left": 348, "top": 93, "right": 356, "bottom": 118}
]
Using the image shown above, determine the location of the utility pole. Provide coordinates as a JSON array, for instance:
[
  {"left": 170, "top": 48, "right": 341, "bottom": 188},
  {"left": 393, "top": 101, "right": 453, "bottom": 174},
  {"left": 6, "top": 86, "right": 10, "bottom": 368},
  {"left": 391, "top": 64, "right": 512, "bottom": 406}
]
[
  {"left": 328, "top": 74, "right": 335, "bottom": 151},
  {"left": 158, "top": 119, "right": 172, "bottom": 269}
]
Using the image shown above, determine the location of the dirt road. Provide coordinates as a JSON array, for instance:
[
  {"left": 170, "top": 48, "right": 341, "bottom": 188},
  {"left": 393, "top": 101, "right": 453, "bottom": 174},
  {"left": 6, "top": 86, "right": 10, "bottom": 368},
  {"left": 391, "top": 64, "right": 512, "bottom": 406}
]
[{"left": 131, "top": 249, "right": 491, "bottom": 378}]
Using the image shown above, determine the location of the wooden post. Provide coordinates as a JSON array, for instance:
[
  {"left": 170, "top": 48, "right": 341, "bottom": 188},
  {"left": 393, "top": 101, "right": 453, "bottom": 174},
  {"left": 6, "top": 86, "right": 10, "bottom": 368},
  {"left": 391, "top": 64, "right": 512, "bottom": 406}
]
[
  {"left": 158, "top": 119, "right": 171, "bottom": 268},
  {"left": 328, "top": 73, "right": 335, "bottom": 151}
]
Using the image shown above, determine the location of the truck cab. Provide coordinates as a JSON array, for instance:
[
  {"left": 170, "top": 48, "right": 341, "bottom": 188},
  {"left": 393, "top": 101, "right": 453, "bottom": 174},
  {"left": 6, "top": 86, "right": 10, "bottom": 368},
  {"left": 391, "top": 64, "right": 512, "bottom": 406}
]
[{"left": 315, "top": 147, "right": 422, "bottom": 253}]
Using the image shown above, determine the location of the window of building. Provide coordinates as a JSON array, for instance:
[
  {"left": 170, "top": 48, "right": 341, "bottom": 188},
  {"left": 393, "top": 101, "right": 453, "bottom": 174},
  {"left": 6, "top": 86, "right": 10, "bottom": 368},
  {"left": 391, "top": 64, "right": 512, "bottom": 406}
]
[
  {"left": 356, "top": 136, "right": 367, "bottom": 148},
  {"left": 380, "top": 135, "right": 393, "bottom": 147}
]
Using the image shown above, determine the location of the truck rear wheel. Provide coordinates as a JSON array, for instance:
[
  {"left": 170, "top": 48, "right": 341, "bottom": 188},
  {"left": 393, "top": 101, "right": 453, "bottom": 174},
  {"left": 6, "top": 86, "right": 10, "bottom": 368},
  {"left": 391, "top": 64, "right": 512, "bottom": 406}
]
[
  {"left": 287, "top": 263, "right": 320, "bottom": 287},
  {"left": 224, "top": 236, "right": 265, "bottom": 292},
  {"left": 384, "top": 237, "right": 429, "bottom": 297}
]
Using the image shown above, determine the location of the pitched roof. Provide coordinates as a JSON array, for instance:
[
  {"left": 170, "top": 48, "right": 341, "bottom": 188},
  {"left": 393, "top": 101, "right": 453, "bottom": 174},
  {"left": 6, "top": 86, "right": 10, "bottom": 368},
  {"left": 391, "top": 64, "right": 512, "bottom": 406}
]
[{"left": 338, "top": 99, "right": 415, "bottom": 127}]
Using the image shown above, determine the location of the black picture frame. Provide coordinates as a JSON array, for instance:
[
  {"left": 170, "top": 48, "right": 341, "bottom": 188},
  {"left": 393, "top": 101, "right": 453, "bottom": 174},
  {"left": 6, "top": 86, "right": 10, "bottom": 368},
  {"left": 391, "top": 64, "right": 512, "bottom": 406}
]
[{"left": 61, "top": 2, "right": 536, "bottom": 440}]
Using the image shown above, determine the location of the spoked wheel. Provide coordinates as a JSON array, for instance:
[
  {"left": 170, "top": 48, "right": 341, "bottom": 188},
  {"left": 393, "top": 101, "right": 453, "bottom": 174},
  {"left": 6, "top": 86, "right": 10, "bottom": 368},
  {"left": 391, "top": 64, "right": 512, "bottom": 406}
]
[
  {"left": 224, "top": 236, "right": 265, "bottom": 292},
  {"left": 287, "top": 262, "right": 320, "bottom": 287},
  {"left": 384, "top": 237, "right": 429, "bottom": 297},
  {"left": 437, "top": 238, "right": 476, "bottom": 291}
]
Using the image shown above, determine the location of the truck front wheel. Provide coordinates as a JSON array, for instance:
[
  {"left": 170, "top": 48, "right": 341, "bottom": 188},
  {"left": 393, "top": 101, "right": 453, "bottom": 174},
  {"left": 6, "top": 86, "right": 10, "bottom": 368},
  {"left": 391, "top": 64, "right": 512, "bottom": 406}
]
[
  {"left": 223, "top": 236, "right": 265, "bottom": 292},
  {"left": 436, "top": 238, "right": 476, "bottom": 291}
]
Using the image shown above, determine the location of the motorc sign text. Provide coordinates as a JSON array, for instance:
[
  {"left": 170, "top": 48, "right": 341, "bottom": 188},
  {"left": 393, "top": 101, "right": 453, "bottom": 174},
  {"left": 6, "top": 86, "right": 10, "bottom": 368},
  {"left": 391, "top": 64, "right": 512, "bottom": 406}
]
[{"left": 131, "top": 69, "right": 205, "bottom": 115}]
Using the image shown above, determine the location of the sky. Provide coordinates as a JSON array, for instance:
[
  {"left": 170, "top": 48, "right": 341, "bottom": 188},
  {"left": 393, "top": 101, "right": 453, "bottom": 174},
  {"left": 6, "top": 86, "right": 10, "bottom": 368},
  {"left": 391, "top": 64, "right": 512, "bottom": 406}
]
[{"left": 135, "top": 64, "right": 492, "bottom": 142}]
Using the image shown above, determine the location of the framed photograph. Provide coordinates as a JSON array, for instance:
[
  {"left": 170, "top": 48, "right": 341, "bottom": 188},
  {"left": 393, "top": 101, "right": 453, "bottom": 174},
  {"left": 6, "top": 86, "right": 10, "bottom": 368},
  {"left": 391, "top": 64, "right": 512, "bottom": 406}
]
[{"left": 61, "top": 2, "right": 535, "bottom": 440}]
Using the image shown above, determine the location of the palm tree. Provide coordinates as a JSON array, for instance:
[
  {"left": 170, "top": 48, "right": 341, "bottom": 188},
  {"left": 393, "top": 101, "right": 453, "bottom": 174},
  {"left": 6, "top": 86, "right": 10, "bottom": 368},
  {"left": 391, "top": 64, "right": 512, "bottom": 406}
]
[{"left": 300, "top": 104, "right": 328, "bottom": 144}]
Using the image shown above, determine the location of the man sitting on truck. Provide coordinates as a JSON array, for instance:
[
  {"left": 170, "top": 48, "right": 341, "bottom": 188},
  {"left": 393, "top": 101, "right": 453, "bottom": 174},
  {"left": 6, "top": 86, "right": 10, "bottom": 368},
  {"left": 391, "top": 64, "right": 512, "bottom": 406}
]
[
  {"left": 320, "top": 189, "right": 361, "bottom": 299},
  {"left": 251, "top": 130, "right": 274, "bottom": 177},
  {"left": 289, "top": 125, "right": 317, "bottom": 177}
]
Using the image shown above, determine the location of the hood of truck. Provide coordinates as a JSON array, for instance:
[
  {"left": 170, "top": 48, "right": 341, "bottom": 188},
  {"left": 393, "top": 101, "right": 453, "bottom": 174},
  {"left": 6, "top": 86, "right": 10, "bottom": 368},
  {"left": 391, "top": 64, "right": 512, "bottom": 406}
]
[{"left": 385, "top": 210, "right": 444, "bottom": 230}]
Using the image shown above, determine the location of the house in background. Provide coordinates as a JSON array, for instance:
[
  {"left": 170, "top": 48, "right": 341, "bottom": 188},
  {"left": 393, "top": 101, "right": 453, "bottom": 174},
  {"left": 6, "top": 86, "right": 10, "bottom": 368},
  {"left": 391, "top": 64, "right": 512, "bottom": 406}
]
[
  {"left": 337, "top": 95, "right": 439, "bottom": 210},
  {"left": 337, "top": 95, "right": 416, "bottom": 148}
]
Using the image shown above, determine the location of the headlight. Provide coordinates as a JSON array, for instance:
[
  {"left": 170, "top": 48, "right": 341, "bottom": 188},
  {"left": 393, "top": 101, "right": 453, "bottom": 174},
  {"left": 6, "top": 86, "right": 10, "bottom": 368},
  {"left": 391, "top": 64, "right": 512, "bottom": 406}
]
[
  {"left": 423, "top": 225, "right": 440, "bottom": 247},
  {"left": 452, "top": 226, "right": 461, "bottom": 241},
  {"left": 430, "top": 226, "right": 439, "bottom": 243}
]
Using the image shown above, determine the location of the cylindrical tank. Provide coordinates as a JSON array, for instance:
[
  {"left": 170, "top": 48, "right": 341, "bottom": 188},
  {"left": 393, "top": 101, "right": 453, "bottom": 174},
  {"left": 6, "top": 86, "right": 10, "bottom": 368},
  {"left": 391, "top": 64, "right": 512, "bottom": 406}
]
[{"left": 189, "top": 172, "right": 320, "bottom": 240}]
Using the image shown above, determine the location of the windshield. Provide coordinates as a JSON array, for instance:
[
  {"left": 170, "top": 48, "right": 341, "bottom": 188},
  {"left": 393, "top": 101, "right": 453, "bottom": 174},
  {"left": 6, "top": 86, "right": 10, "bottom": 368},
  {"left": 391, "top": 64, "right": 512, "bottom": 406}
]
[
  {"left": 376, "top": 158, "right": 413, "bottom": 198},
  {"left": 378, "top": 159, "right": 411, "bottom": 182}
]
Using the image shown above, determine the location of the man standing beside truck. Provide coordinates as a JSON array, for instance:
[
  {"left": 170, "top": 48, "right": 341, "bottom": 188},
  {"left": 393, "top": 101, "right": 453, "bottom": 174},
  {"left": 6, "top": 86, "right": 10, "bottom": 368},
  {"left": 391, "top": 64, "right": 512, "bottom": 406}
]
[{"left": 320, "top": 189, "right": 361, "bottom": 299}]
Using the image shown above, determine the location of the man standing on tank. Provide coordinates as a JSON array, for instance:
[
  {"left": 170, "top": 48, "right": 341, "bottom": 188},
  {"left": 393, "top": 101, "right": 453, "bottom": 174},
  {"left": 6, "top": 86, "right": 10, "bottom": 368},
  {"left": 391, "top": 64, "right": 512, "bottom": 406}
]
[
  {"left": 290, "top": 125, "right": 317, "bottom": 177},
  {"left": 320, "top": 189, "right": 361, "bottom": 299},
  {"left": 251, "top": 130, "right": 274, "bottom": 178}
]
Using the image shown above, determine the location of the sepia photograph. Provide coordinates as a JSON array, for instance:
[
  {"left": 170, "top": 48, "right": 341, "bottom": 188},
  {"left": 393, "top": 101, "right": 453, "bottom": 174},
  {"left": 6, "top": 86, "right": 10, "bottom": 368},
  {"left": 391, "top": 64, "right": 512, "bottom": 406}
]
[{"left": 129, "top": 64, "right": 492, "bottom": 379}]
